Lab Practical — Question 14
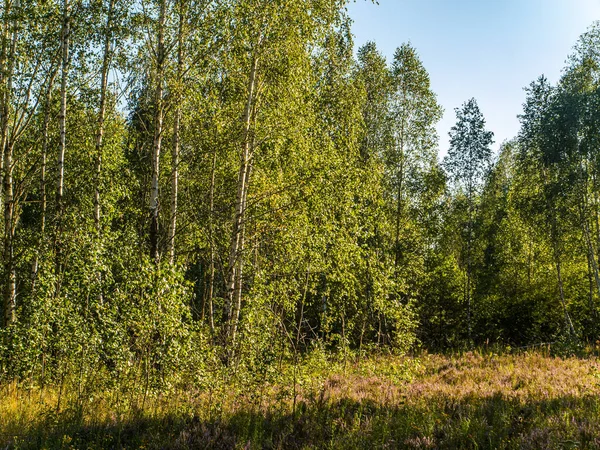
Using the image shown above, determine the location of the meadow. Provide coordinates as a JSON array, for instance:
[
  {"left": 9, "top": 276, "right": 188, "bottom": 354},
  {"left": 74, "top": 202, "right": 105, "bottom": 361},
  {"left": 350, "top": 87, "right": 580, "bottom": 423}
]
[{"left": 3, "top": 349, "right": 600, "bottom": 449}]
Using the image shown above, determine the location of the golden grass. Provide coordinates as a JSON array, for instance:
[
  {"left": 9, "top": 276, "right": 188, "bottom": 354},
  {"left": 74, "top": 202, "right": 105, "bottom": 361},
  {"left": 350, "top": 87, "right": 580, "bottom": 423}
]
[{"left": 3, "top": 351, "right": 600, "bottom": 448}]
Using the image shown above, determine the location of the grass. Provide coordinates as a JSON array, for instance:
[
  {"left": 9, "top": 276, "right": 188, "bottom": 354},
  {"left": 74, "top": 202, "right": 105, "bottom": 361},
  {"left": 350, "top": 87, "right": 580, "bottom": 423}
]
[{"left": 3, "top": 350, "right": 600, "bottom": 448}]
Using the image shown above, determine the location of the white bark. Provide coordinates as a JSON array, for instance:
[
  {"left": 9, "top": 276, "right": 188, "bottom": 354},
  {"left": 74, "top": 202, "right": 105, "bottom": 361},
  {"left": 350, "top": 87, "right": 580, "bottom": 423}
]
[
  {"left": 57, "top": 0, "right": 69, "bottom": 213},
  {"left": 225, "top": 55, "right": 258, "bottom": 346},
  {"left": 150, "top": 0, "right": 166, "bottom": 263},
  {"left": 168, "top": 7, "right": 184, "bottom": 265},
  {"left": 95, "top": 0, "right": 115, "bottom": 233},
  {"left": 2, "top": 0, "right": 19, "bottom": 326}
]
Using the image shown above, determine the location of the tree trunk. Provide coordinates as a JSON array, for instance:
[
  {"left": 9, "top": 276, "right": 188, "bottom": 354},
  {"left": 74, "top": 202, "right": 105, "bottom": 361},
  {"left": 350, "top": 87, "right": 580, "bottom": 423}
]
[
  {"left": 466, "top": 180, "right": 474, "bottom": 344},
  {"left": 578, "top": 163, "right": 600, "bottom": 310},
  {"left": 149, "top": 0, "right": 166, "bottom": 263},
  {"left": 53, "top": 0, "right": 70, "bottom": 295},
  {"left": 94, "top": 0, "right": 115, "bottom": 234},
  {"left": 31, "top": 68, "right": 57, "bottom": 293},
  {"left": 549, "top": 201, "right": 575, "bottom": 337},
  {"left": 394, "top": 109, "right": 406, "bottom": 270},
  {"left": 224, "top": 55, "right": 258, "bottom": 347},
  {"left": 168, "top": 109, "right": 179, "bottom": 265},
  {"left": 93, "top": 0, "right": 116, "bottom": 304},
  {"left": 229, "top": 152, "right": 253, "bottom": 347},
  {"left": 466, "top": 246, "right": 472, "bottom": 343},
  {"left": 0, "top": 0, "right": 12, "bottom": 217},
  {"left": 588, "top": 249, "right": 595, "bottom": 315},
  {"left": 583, "top": 217, "right": 600, "bottom": 304},
  {"left": 3, "top": 141, "right": 15, "bottom": 326},
  {"left": 2, "top": 0, "right": 19, "bottom": 327},
  {"left": 168, "top": 6, "right": 184, "bottom": 265},
  {"left": 594, "top": 173, "right": 600, "bottom": 265},
  {"left": 56, "top": 0, "right": 69, "bottom": 217},
  {"left": 394, "top": 156, "right": 404, "bottom": 269},
  {"left": 207, "top": 149, "right": 216, "bottom": 332},
  {"left": 554, "top": 251, "right": 575, "bottom": 336}
]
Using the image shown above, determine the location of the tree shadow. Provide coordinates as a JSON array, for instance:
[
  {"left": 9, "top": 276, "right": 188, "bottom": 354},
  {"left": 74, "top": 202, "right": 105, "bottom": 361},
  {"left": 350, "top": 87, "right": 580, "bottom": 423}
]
[{"left": 4, "top": 393, "right": 600, "bottom": 449}]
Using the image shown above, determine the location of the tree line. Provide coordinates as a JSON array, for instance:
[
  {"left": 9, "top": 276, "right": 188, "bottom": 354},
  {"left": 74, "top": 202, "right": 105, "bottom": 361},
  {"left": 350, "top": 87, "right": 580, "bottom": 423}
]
[{"left": 0, "top": 0, "right": 599, "bottom": 385}]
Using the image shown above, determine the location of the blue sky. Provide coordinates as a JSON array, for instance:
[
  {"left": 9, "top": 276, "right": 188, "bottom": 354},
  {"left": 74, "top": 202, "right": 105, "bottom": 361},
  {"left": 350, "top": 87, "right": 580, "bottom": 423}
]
[{"left": 346, "top": 0, "right": 600, "bottom": 158}]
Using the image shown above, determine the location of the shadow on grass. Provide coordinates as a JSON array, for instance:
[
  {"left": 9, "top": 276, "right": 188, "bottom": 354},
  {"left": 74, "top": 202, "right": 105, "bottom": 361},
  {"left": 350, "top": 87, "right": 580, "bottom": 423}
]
[{"left": 4, "top": 393, "right": 600, "bottom": 449}]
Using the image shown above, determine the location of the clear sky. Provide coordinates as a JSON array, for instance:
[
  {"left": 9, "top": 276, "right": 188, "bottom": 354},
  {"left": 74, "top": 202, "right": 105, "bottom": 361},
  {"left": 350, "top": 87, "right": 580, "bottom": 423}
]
[{"left": 346, "top": 0, "right": 600, "bottom": 158}]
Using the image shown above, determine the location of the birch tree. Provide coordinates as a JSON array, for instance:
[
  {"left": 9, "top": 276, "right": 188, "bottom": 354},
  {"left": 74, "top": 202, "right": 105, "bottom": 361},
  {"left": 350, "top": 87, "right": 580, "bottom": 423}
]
[
  {"left": 221, "top": 0, "right": 347, "bottom": 349},
  {"left": 444, "top": 98, "right": 493, "bottom": 343},
  {"left": 388, "top": 43, "right": 442, "bottom": 274}
]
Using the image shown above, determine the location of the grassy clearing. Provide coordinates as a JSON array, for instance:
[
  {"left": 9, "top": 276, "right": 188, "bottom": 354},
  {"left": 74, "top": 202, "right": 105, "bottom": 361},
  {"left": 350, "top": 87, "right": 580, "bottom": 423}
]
[{"left": 3, "top": 351, "right": 600, "bottom": 449}]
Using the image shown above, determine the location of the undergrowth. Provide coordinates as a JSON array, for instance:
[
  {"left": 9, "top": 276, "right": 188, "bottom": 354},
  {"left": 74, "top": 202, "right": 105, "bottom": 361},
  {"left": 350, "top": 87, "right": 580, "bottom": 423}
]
[{"left": 3, "top": 350, "right": 600, "bottom": 449}]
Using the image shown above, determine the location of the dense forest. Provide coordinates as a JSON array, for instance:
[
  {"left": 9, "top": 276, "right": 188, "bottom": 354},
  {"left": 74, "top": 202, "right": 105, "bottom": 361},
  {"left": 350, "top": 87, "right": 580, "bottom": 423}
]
[{"left": 2, "top": 0, "right": 600, "bottom": 420}]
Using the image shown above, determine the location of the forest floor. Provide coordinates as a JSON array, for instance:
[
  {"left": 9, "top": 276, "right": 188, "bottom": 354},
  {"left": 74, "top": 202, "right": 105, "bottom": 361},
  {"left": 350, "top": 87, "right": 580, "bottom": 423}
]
[{"left": 3, "top": 350, "right": 600, "bottom": 449}]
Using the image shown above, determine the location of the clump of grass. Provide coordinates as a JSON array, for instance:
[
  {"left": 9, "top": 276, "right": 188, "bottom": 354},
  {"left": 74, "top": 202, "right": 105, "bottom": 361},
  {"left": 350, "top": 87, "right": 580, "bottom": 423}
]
[{"left": 3, "top": 351, "right": 600, "bottom": 449}]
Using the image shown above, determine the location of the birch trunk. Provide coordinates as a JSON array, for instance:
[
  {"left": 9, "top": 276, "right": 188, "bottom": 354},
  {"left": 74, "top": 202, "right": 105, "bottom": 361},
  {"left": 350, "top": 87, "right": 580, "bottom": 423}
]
[
  {"left": 2, "top": 0, "right": 18, "bottom": 326},
  {"left": 578, "top": 164, "right": 600, "bottom": 307},
  {"left": 583, "top": 217, "right": 600, "bottom": 303},
  {"left": 94, "top": 0, "right": 115, "bottom": 234},
  {"left": 555, "top": 251, "right": 575, "bottom": 336},
  {"left": 168, "top": 109, "right": 179, "bottom": 264},
  {"left": 53, "top": 0, "right": 70, "bottom": 294},
  {"left": 224, "top": 55, "right": 258, "bottom": 347},
  {"left": 3, "top": 141, "right": 14, "bottom": 326},
  {"left": 466, "top": 202, "right": 473, "bottom": 344},
  {"left": 149, "top": 0, "right": 166, "bottom": 263},
  {"left": 56, "top": 0, "right": 69, "bottom": 216},
  {"left": 229, "top": 152, "right": 253, "bottom": 347},
  {"left": 0, "top": 0, "right": 11, "bottom": 217},
  {"left": 550, "top": 202, "right": 575, "bottom": 336},
  {"left": 93, "top": 0, "right": 116, "bottom": 304},
  {"left": 168, "top": 7, "right": 184, "bottom": 265},
  {"left": 394, "top": 103, "right": 406, "bottom": 270},
  {"left": 394, "top": 156, "right": 404, "bottom": 269},
  {"left": 207, "top": 149, "right": 216, "bottom": 332},
  {"left": 31, "top": 66, "right": 58, "bottom": 293}
]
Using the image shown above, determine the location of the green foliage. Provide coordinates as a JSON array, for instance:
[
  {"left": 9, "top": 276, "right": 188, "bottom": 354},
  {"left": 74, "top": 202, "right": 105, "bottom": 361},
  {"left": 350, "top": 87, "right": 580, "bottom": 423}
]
[{"left": 2, "top": 6, "right": 600, "bottom": 443}]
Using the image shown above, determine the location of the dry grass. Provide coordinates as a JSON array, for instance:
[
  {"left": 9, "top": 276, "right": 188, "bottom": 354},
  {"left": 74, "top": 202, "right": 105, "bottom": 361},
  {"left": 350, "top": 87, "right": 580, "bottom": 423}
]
[{"left": 3, "top": 351, "right": 600, "bottom": 448}]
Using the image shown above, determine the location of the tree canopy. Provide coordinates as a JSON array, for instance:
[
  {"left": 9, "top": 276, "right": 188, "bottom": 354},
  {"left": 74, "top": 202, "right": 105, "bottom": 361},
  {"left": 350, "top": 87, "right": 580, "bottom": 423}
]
[{"left": 0, "top": 3, "right": 599, "bottom": 388}]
